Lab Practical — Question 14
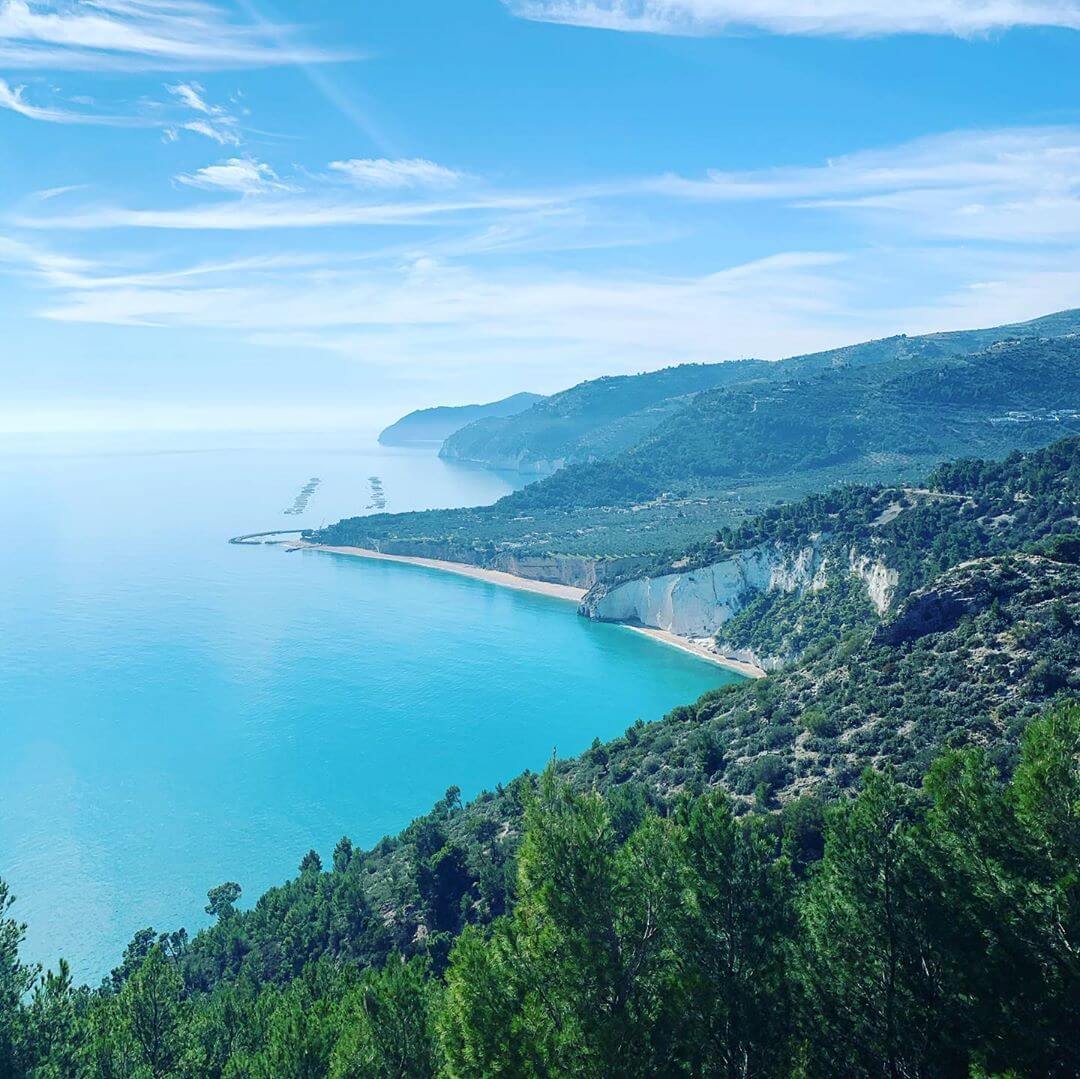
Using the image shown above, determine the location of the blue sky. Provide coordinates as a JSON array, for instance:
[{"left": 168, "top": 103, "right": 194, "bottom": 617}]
[{"left": 2, "top": 1, "right": 1080, "bottom": 432}]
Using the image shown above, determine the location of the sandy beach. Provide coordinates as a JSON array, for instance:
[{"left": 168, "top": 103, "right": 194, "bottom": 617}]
[
  {"left": 300, "top": 542, "right": 588, "bottom": 602},
  {"left": 621, "top": 625, "right": 766, "bottom": 679},
  {"left": 288, "top": 540, "right": 765, "bottom": 678}
]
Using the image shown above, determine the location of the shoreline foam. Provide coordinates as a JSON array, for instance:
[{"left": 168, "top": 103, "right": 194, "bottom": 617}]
[{"left": 277, "top": 539, "right": 765, "bottom": 678}]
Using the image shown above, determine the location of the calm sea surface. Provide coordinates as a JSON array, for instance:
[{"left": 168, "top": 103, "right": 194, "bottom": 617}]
[{"left": 0, "top": 431, "right": 737, "bottom": 983}]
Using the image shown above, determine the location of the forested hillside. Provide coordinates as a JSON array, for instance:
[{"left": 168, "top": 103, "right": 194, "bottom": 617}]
[
  {"left": 3, "top": 703, "right": 1078, "bottom": 1076},
  {"left": 507, "top": 333, "right": 1080, "bottom": 508},
  {"left": 438, "top": 307, "right": 1080, "bottom": 474},
  {"left": 439, "top": 359, "right": 770, "bottom": 472}
]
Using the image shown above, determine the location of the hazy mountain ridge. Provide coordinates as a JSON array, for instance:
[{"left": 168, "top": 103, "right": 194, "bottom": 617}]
[
  {"left": 438, "top": 359, "right": 771, "bottom": 471},
  {"left": 437, "top": 308, "right": 1080, "bottom": 474},
  {"left": 377, "top": 392, "right": 544, "bottom": 445}
]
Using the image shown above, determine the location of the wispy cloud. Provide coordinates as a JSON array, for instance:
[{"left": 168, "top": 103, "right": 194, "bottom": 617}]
[
  {"left": 18, "top": 192, "right": 561, "bottom": 231},
  {"left": 14, "top": 122, "right": 1080, "bottom": 249},
  {"left": 7, "top": 239, "right": 856, "bottom": 360},
  {"left": 12, "top": 235, "right": 1079, "bottom": 380},
  {"left": 649, "top": 126, "right": 1080, "bottom": 242},
  {"left": 0, "top": 75, "right": 146, "bottom": 124},
  {"left": 0, "top": 232, "right": 95, "bottom": 281},
  {"left": 329, "top": 158, "right": 464, "bottom": 189},
  {"left": 0, "top": 72, "right": 245, "bottom": 142},
  {"left": 505, "top": 0, "right": 1080, "bottom": 37},
  {"left": 16, "top": 124, "right": 1080, "bottom": 245},
  {"left": 0, "top": 0, "right": 345, "bottom": 71},
  {"left": 179, "top": 116, "right": 240, "bottom": 144},
  {"left": 176, "top": 157, "right": 294, "bottom": 195},
  {"left": 164, "top": 81, "right": 243, "bottom": 144},
  {"left": 166, "top": 80, "right": 213, "bottom": 113}
]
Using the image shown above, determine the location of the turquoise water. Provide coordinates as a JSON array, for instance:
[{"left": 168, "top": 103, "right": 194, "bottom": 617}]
[{"left": 0, "top": 432, "right": 737, "bottom": 983}]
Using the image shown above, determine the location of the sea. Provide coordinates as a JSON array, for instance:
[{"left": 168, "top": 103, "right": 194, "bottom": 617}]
[{"left": 0, "top": 430, "right": 738, "bottom": 984}]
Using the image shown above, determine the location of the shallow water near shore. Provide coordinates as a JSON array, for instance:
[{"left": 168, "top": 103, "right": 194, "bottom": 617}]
[{"left": 0, "top": 431, "right": 738, "bottom": 983}]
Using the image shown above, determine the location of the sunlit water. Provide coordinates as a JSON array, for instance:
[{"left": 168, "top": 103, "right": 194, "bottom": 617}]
[{"left": 0, "top": 431, "right": 737, "bottom": 983}]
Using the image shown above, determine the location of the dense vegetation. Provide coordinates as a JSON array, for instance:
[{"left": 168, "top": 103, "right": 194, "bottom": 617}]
[
  {"left": 378, "top": 393, "right": 544, "bottom": 446},
  {"left": 440, "top": 308, "right": 1080, "bottom": 476},
  {"left": 3, "top": 702, "right": 1077, "bottom": 1076},
  {"left": 439, "top": 361, "right": 770, "bottom": 470}
]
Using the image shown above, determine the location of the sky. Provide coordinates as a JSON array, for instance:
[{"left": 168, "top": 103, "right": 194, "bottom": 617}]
[{"left": 1, "top": 1, "right": 1080, "bottom": 433}]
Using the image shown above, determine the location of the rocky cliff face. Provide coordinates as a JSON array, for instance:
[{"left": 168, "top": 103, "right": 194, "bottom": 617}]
[
  {"left": 581, "top": 538, "right": 898, "bottom": 666},
  {"left": 849, "top": 551, "right": 900, "bottom": 614},
  {"left": 582, "top": 542, "right": 823, "bottom": 634}
]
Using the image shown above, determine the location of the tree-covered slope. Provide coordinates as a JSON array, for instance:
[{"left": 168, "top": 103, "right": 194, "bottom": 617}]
[
  {"left": 515, "top": 333, "right": 1080, "bottom": 507},
  {"left": 377, "top": 392, "right": 544, "bottom": 445},
  {"left": 5, "top": 702, "right": 1079, "bottom": 1077},
  {"left": 439, "top": 359, "right": 771, "bottom": 471},
  {"left": 4, "top": 439, "right": 1079, "bottom": 1077},
  {"left": 4, "top": 677, "right": 1078, "bottom": 1076},
  {"left": 438, "top": 308, "right": 1080, "bottom": 474}
]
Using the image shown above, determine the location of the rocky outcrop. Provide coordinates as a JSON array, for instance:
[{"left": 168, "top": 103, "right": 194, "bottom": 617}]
[
  {"left": 582, "top": 539, "right": 900, "bottom": 665},
  {"left": 873, "top": 554, "right": 1073, "bottom": 646},
  {"left": 850, "top": 551, "right": 899, "bottom": 614},
  {"left": 582, "top": 541, "right": 829, "bottom": 635}
]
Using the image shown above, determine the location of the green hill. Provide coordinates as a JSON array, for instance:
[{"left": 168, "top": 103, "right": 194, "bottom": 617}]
[
  {"left": 377, "top": 392, "right": 544, "bottom": 445},
  {"left": 509, "top": 333, "right": 1080, "bottom": 507},
  {"left": 439, "top": 360, "right": 771, "bottom": 471},
  {"left": 438, "top": 308, "right": 1080, "bottom": 474}
]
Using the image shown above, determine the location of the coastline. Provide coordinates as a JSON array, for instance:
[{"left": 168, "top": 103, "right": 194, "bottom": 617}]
[
  {"left": 280, "top": 540, "right": 765, "bottom": 678},
  {"left": 304, "top": 542, "right": 588, "bottom": 602},
  {"left": 620, "top": 625, "right": 766, "bottom": 679}
]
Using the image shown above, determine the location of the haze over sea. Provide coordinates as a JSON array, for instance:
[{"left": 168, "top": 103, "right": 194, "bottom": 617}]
[{"left": 0, "top": 432, "right": 734, "bottom": 983}]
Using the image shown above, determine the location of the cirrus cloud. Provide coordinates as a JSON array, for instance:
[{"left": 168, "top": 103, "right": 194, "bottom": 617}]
[
  {"left": 0, "top": 75, "right": 149, "bottom": 124},
  {"left": 504, "top": 0, "right": 1080, "bottom": 37},
  {"left": 328, "top": 158, "right": 464, "bottom": 189},
  {"left": 176, "top": 158, "right": 294, "bottom": 195},
  {"left": 649, "top": 126, "right": 1080, "bottom": 242},
  {"left": 0, "top": 0, "right": 346, "bottom": 70}
]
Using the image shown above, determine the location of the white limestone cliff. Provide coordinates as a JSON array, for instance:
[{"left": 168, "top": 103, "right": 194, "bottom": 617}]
[{"left": 581, "top": 539, "right": 898, "bottom": 664}]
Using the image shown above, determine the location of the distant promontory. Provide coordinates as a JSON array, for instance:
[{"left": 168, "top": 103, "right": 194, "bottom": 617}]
[{"left": 377, "top": 391, "right": 544, "bottom": 446}]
